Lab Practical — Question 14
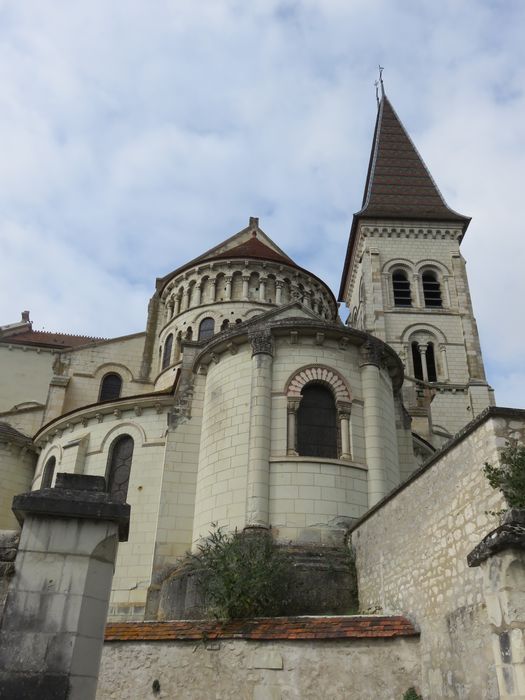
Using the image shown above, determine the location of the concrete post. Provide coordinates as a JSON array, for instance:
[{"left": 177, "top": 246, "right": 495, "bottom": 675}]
[
  {"left": 361, "top": 340, "right": 387, "bottom": 506},
  {"left": 467, "top": 509, "right": 525, "bottom": 700},
  {"left": 245, "top": 329, "right": 273, "bottom": 527},
  {"left": 0, "top": 474, "right": 130, "bottom": 700}
]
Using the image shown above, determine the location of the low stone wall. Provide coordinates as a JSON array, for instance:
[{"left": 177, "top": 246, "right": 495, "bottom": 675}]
[
  {"left": 351, "top": 406, "right": 525, "bottom": 699},
  {"left": 98, "top": 617, "right": 421, "bottom": 700}
]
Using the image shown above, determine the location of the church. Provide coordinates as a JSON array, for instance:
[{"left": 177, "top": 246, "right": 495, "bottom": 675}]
[
  {"left": 0, "top": 89, "right": 495, "bottom": 619},
  {"left": 3, "top": 89, "right": 524, "bottom": 698}
]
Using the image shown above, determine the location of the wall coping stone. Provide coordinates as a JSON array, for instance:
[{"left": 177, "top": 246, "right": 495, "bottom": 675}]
[
  {"left": 467, "top": 509, "right": 525, "bottom": 567},
  {"left": 350, "top": 406, "right": 525, "bottom": 532},
  {"left": 104, "top": 615, "right": 419, "bottom": 642},
  {"left": 11, "top": 473, "right": 130, "bottom": 541}
]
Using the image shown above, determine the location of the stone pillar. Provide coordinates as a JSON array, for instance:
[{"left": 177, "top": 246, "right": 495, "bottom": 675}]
[
  {"left": 286, "top": 398, "right": 300, "bottom": 456},
  {"left": 242, "top": 275, "right": 250, "bottom": 300},
  {"left": 467, "top": 509, "right": 525, "bottom": 700},
  {"left": 175, "top": 291, "right": 182, "bottom": 315},
  {"left": 210, "top": 278, "right": 217, "bottom": 303},
  {"left": 0, "top": 474, "right": 130, "bottom": 700},
  {"left": 439, "top": 344, "right": 449, "bottom": 381},
  {"left": 419, "top": 343, "right": 429, "bottom": 381},
  {"left": 361, "top": 340, "right": 387, "bottom": 506},
  {"left": 275, "top": 281, "right": 283, "bottom": 305},
  {"left": 43, "top": 375, "right": 70, "bottom": 424},
  {"left": 183, "top": 286, "right": 191, "bottom": 311},
  {"left": 245, "top": 329, "right": 273, "bottom": 527},
  {"left": 225, "top": 276, "right": 233, "bottom": 301},
  {"left": 412, "top": 273, "right": 421, "bottom": 307},
  {"left": 338, "top": 402, "right": 352, "bottom": 460},
  {"left": 194, "top": 282, "right": 202, "bottom": 307},
  {"left": 259, "top": 277, "right": 266, "bottom": 302}
]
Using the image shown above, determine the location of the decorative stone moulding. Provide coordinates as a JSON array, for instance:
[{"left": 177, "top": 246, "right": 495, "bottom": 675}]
[
  {"left": 286, "top": 365, "right": 352, "bottom": 403},
  {"left": 33, "top": 394, "right": 174, "bottom": 448}
]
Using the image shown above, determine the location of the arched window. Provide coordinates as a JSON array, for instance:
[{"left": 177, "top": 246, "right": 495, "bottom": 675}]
[
  {"left": 392, "top": 270, "right": 411, "bottom": 307},
  {"left": 297, "top": 384, "right": 338, "bottom": 458},
  {"left": 162, "top": 333, "right": 173, "bottom": 370},
  {"left": 41, "top": 456, "right": 56, "bottom": 489},
  {"left": 426, "top": 343, "right": 437, "bottom": 382},
  {"left": 99, "top": 373, "right": 122, "bottom": 402},
  {"left": 422, "top": 271, "right": 442, "bottom": 307},
  {"left": 198, "top": 317, "right": 215, "bottom": 341},
  {"left": 411, "top": 342, "right": 423, "bottom": 380},
  {"left": 106, "top": 435, "right": 134, "bottom": 503}
]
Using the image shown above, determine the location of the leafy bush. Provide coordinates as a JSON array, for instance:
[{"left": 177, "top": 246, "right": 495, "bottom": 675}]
[
  {"left": 483, "top": 440, "right": 525, "bottom": 510},
  {"left": 191, "top": 525, "right": 293, "bottom": 619},
  {"left": 403, "top": 688, "right": 423, "bottom": 700}
]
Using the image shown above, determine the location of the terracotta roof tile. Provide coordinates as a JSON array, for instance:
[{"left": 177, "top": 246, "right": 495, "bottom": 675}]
[
  {"left": 0, "top": 329, "right": 105, "bottom": 349},
  {"left": 105, "top": 616, "right": 418, "bottom": 642},
  {"left": 210, "top": 235, "right": 295, "bottom": 266}
]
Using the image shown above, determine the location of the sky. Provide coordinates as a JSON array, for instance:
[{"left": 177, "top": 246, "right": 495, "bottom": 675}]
[{"left": 0, "top": 1, "right": 524, "bottom": 408}]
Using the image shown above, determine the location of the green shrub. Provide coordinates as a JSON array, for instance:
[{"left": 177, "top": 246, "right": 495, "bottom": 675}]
[
  {"left": 483, "top": 440, "right": 525, "bottom": 510},
  {"left": 191, "top": 525, "right": 292, "bottom": 619},
  {"left": 403, "top": 688, "right": 423, "bottom": 700}
]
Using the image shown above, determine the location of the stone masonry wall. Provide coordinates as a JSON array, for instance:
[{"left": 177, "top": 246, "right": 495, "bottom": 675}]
[
  {"left": 98, "top": 637, "right": 421, "bottom": 700},
  {"left": 352, "top": 408, "right": 525, "bottom": 699}
]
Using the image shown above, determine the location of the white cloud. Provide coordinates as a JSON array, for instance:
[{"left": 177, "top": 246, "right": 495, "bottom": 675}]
[{"left": 0, "top": 1, "right": 524, "bottom": 405}]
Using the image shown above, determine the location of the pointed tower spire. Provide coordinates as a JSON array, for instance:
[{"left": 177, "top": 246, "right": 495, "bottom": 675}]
[
  {"left": 339, "top": 92, "right": 470, "bottom": 300},
  {"left": 359, "top": 95, "right": 469, "bottom": 222}
]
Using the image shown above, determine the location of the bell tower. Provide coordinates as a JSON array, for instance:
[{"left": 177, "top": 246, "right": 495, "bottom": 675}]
[{"left": 339, "top": 91, "right": 494, "bottom": 446}]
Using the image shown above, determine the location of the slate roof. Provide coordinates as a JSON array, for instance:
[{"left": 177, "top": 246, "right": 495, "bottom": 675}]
[
  {"left": 105, "top": 616, "right": 418, "bottom": 642},
  {"left": 0, "top": 329, "right": 105, "bottom": 349},
  {"left": 338, "top": 93, "right": 470, "bottom": 300},
  {"left": 0, "top": 422, "right": 32, "bottom": 445}
]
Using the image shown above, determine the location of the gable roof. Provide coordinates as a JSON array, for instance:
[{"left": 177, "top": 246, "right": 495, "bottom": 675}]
[{"left": 338, "top": 94, "right": 470, "bottom": 300}]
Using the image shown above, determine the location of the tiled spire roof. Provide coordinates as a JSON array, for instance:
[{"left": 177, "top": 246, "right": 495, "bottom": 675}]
[
  {"left": 338, "top": 93, "right": 470, "bottom": 301},
  {"left": 358, "top": 96, "right": 470, "bottom": 222}
]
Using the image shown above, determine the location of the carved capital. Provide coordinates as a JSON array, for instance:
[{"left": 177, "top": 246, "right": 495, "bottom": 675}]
[
  {"left": 287, "top": 397, "right": 301, "bottom": 415},
  {"left": 249, "top": 328, "right": 274, "bottom": 357},
  {"left": 361, "top": 339, "right": 383, "bottom": 367},
  {"left": 336, "top": 401, "right": 352, "bottom": 418}
]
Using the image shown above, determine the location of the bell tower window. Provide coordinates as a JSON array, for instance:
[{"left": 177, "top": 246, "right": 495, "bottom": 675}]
[
  {"left": 422, "top": 271, "right": 442, "bottom": 307},
  {"left": 392, "top": 271, "right": 411, "bottom": 307}
]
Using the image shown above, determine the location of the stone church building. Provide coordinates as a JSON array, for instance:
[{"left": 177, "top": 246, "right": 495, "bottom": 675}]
[{"left": 1, "top": 92, "right": 523, "bottom": 698}]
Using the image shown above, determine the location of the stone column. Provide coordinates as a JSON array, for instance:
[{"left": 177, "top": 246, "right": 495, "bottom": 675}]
[
  {"left": 167, "top": 299, "right": 174, "bottom": 320},
  {"left": 225, "top": 276, "right": 233, "bottom": 301},
  {"left": 183, "top": 286, "right": 191, "bottom": 311},
  {"left": 259, "top": 277, "right": 267, "bottom": 302},
  {"left": 242, "top": 275, "right": 250, "bottom": 300},
  {"left": 419, "top": 343, "right": 429, "bottom": 381},
  {"left": 286, "top": 398, "right": 300, "bottom": 456},
  {"left": 245, "top": 329, "right": 273, "bottom": 527},
  {"left": 209, "top": 278, "right": 217, "bottom": 303},
  {"left": 412, "top": 273, "right": 421, "bottom": 307},
  {"left": 439, "top": 344, "right": 449, "bottom": 381},
  {"left": 467, "top": 509, "right": 525, "bottom": 700},
  {"left": 175, "top": 291, "right": 182, "bottom": 315},
  {"left": 442, "top": 274, "right": 452, "bottom": 307},
  {"left": 361, "top": 340, "right": 387, "bottom": 506},
  {"left": 0, "top": 473, "right": 130, "bottom": 700},
  {"left": 194, "top": 282, "right": 202, "bottom": 307},
  {"left": 338, "top": 402, "right": 352, "bottom": 459},
  {"left": 275, "top": 280, "right": 283, "bottom": 305}
]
